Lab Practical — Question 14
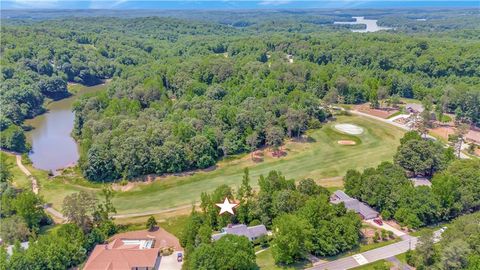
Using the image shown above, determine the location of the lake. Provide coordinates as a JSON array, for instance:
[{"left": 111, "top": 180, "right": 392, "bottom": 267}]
[
  {"left": 25, "top": 83, "right": 106, "bottom": 172},
  {"left": 334, "top": 16, "right": 393, "bottom": 33}
]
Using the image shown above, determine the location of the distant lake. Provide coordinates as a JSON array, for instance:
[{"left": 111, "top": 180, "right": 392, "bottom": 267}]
[
  {"left": 25, "top": 83, "right": 106, "bottom": 172},
  {"left": 334, "top": 16, "right": 393, "bottom": 33}
]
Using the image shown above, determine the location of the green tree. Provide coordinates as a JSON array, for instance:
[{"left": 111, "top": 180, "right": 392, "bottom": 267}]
[
  {"left": 0, "top": 125, "right": 27, "bottom": 152},
  {"left": 146, "top": 216, "right": 157, "bottom": 231},
  {"left": 62, "top": 191, "right": 98, "bottom": 232},
  {"left": 271, "top": 214, "right": 312, "bottom": 264},
  {"left": 12, "top": 191, "right": 46, "bottom": 229}
]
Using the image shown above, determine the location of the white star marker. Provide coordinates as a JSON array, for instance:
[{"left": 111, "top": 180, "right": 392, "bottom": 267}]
[{"left": 216, "top": 197, "right": 238, "bottom": 215}]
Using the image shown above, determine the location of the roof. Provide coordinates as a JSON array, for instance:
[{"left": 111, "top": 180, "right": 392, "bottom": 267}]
[
  {"left": 109, "top": 227, "right": 182, "bottom": 251},
  {"left": 83, "top": 244, "right": 160, "bottom": 270},
  {"left": 212, "top": 224, "right": 267, "bottom": 241},
  {"left": 406, "top": 103, "right": 424, "bottom": 113},
  {"left": 331, "top": 190, "right": 379, "bottom": 220},
  {"left": 333, "top": 190, "right": 351, "bottom": 200},
  {"left": 409, "top": 177, "right": 432, "bottom": 187},
  {"left": 84, "top": 227, "right": 182, "bottom": 270}
]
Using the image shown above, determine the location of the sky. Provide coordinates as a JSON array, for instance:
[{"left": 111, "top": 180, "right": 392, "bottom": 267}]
[{"left": 1, "top": 0, "right": 479, "bottom": 9}]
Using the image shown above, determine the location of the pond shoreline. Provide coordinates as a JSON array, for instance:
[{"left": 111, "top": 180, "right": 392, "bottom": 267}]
[{"left": 25, "top": 81, "right": 109, "bottom": 173}]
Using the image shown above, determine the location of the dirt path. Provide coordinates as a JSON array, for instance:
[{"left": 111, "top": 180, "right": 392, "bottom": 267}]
[
  {"left": 11, "top": 153, "right": 65, "bottom": 220},
  {"left": 15, "top": 154, "right": 39, "bottom": 194}
]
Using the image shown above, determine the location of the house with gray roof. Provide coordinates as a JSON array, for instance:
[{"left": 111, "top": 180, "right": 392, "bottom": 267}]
[
  {"left": 212, "top": 224, "right": 267, "bottom": 241},
  {"left": 405, "top": 103, "right": 424, "bottom": 114},
  {"left": 330, "top": 190, "right": 379, "bottom": 220}
]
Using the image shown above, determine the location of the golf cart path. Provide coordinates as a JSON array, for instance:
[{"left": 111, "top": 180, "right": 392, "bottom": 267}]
[
  {"left": 10, "top": 152, "right": 65, "bottom": 220},
  {"left": 349, "top": 110, "right": 469, "bottom": 159}
]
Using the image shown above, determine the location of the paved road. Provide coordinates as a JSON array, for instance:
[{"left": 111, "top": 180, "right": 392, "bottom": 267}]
[{"left": 308, "top": 237, "right": 418, "bottom": 270}]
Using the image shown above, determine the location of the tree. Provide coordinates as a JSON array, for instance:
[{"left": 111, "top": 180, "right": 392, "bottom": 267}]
[
  {"left": 415, "top": 231, "right": 436, "bottom": 267},
  {"left": 394, "top": 139, "right": 450, "bottom": 177},
  {"left": 400, "top": 131, "right": 422, "bottom": 145},
  {"left": 0, "top": 155, "right": 13, "bottom": 184},
  {"left": 272, "top": 190, "right": 304, "bottom": 216},
  {"left": 213, "top": 235, "right": 257, "bottom": 270},
  {"left": 92, "top": 186, "right": 117, "bottom": 226},
  {"left": 271, "top": 214, "right": 312, "bottom": 264},
  {"left": 236, "top": 168, "right": 255, "bottom": 224},
  {"left": 0, "top": 125, "right": 27, "bottom": 152},
  {"left": 245, "top": 132, "right": 259, "bottom": 160},
  {"left": 266, "top": 126, "right": 284, "bottom": 152},
  {"left": 439, "top": 240, "right": 471, "bottom": 270},
  {"left": 187, "top": 235, "right": 256, "bottom": 270},
  {"left": 369, "top": 89, "right": 379, "bottom": 109},
  {"left": 448, "top": 123, "right": 469, "bottom": 158},
  {"left": 12, "top": 191, "right": 46, "bottom": 229},
  {"left": 285, "top": 109, "right": 307, "bottom": 138},
  {"left": 62, "top": 191, "right": 98, "bottom": 232},
  {"left": 0, "top": 216, "right": 30, "bottom": 244},
  {"left": 297, "top": 178, "right": 329, "bottom": 197},
  {"left": 146, "top": 216, "right": 157, "bottom": 231}
]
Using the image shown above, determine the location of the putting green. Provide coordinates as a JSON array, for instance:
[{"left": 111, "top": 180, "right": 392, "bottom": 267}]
[{"left": 36, "top": 115, "right": 404, "bottom": 215}]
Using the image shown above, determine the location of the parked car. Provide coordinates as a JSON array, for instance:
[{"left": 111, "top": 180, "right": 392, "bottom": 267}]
[
  {"left": 177, "top": 252, "right": 183, "bottom": 262},
  {"left": 373, "top": 218, "right": 383, "bottom": 226}
]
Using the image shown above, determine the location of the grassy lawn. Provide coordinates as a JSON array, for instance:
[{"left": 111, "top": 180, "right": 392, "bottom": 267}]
[
  {"left": 34, "top": 114, "right": 404, "bottom": 215},
  {"left": 396, "top": 252, "right": 408, "bottom": 264},
  {"left": 351, "top": 260, "right": 392, "bottom": 270},
  {"left": 321, "top": 237, "right": 401, "bottom": 262},
  {"left": 256, "top": 248, "right": 311, "bottom": 270},
  {"left": 1, "top": 152, "right": 31, "bottom": 189}
]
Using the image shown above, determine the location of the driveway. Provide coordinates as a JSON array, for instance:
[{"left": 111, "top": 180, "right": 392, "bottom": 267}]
[
  {"left": 364, "top": 219, "right": 408, "bottom": 239},
  {"left": 159, "top": 253, "right": 183, "bottom": 270}
]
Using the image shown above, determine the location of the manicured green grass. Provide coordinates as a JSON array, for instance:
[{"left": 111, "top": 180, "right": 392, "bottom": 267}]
[
  {"left": 396, "top": 252, "right": 408, "bottom": 264},
  {"left": 351, "top": 260, "right": 392, "bottom": 270},
  {"left": 256, "top": 248, "right": 311, "bottom": 270},
  {"left": 1, "top": 152, "right": 30, "bottom": 189},
  {"left": 37, "top": 115, "right": 404, "bottom": 215},
  {"left": 321, "top": 238, "right": 400, "bottom": 262}
]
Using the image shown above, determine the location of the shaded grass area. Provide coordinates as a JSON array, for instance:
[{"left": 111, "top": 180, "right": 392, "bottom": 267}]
[
  {"left": 35, "top": 115, "right": 404, "bottom": 215},
  {"left": 256, "top": 248, "right": 311, "bottom": 270}
]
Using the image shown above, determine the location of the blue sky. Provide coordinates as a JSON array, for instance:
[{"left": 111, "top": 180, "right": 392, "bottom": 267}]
[{"left": 1, "top": 0, "right": 478, "bottom": 9}]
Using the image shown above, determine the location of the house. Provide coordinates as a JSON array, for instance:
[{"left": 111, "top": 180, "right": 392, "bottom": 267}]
[
  {"left": 212, "top": 224, "right": 267, "bottom": 241},
  {"left": 405, "top": 103, "right": 424, "bottom": 114},
  {"left": 83, "top": 228, "right": 182, "bottom": 270},
  {"left": 330, "top": 190, "right": 379, "bottom": 220}
]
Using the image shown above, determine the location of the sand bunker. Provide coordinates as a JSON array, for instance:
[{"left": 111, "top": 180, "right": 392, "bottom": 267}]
[
  {"left": 338, "top": 140, "right": 356, "bottom": 145},
  {"left": 334, "top": 124, "right": 364, "bottom": 135}
]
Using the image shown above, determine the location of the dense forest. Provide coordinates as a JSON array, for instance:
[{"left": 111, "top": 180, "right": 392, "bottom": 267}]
[{"left": 1, "top": 9, "right": 479, "bottom": 180}]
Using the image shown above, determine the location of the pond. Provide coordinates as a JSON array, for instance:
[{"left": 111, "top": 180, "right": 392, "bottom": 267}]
[
  {"left": 334, "top": 16, "right": 393, "bottom": 32},
  {"left": 25, "top": 83, "right": 106, "bottom": 172}
]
